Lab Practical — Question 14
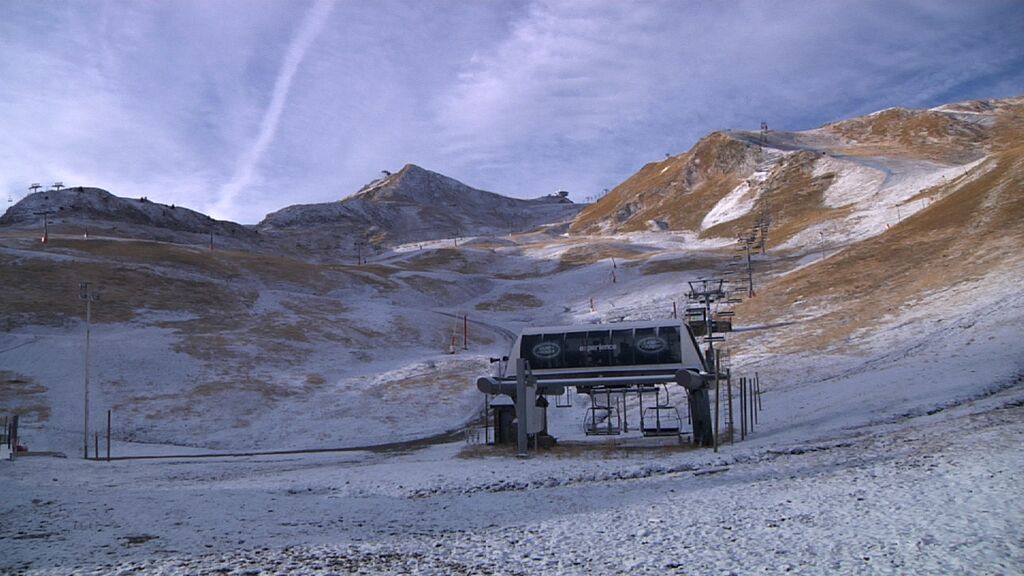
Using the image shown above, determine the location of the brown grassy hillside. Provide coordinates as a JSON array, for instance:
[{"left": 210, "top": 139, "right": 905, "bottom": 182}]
[
  {"left": 733, "top": 145, "right": 1024, "bottom": 354},
  {"left": 571, "top": 132, "right": 758, "bottom": 234},
  {"left": 571, "top": 97, "right": 1022, "bottom": 243}
]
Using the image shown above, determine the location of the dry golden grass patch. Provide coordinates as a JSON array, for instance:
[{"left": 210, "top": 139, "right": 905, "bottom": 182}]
[
  {"left": 377, "top": 361, "right": 481, "bottom": 401},
  {"left": 0, "top": 248, "right": 247, "bottom": 327},
  {"left": 344, "top": 266, "right": 402, "bottom": 292},
  {"left": 401, "top": 274, "right": 454, "bottom": 301},
  {"left": 280, "top": 295, "right": 349, "bottom": 316},
  {"left": 248, "top": 312, "right": 311, "bottom": 343},
  {"left": 402, "top": 248, "right": 473, "bottom": 273},
  {"left": 37, "top": 237, "right": 342, "bottom": 292},
  {"left": 193, "top": 376, "right": 298, "bottom": 400},
  {"left": 43, "top": 238, "right": 238, "bottom": 276},
  {"left": 825, "top": 107, "right": 989, "bottom": 164},
  {"left": 0, "top": 371, "right": 49, "bottom": 422},
  {"left": 556, "top": 243, "right": 653, "bottom": 271},
  {"left": 475, "top": 292, "right": 544, "bottom": 311},
  {"left": 640, "top": 253, "right": 726, "bottom": 276}
]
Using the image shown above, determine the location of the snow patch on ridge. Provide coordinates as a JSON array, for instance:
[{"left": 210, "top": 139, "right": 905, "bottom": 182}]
[{"left": 701, "top": 179, "right": 759, "bottom": 230}]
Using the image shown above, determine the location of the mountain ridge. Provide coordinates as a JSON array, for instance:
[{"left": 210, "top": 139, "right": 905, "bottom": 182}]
[{"left": 570, "top": 95, "right": 1024, "bottom": 251}]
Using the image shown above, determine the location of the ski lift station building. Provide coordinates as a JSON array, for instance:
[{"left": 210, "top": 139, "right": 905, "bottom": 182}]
[{"left": 477, "top": 319, "right": 715, "bottom": 452}]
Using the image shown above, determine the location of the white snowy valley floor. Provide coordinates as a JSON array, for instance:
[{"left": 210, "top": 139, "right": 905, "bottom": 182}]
[
  {"left": 4, "top": 294, "right": 1023, "bottom": 576},
  {"left": 2, "top": 385, "right": 1022, "bottom": 575}
]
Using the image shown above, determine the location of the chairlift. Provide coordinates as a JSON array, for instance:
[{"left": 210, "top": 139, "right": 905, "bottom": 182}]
[
  {"left": 640, "top": 384, "right": 683, "bottom": 437},
  {"left": 583, "top": 389, "right": 621, "bottom": 435}
]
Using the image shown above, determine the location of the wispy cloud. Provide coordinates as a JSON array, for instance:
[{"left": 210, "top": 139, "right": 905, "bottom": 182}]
[
  {"left": 0, "top": 0, "right": 1021, "bottom": 223},
  {"left": 210, "top": 0, "right": 334, "bottom": 220}
]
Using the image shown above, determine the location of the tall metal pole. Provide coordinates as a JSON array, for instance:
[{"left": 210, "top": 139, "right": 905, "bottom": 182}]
[
  {"left": 713, "top": 354, "right": 720, "bottom": 453},
  {"left": 515, "top": 358, "right": 528, "bottom": 456},
  {"left": 84, "top": 293, "right": 91, "bottom": 458},
  {"left": 79, "top": 282, "right": 94, "bottom": 459},
  {"left": 745, "top": 242, "right": 754, "bottom": 298}
]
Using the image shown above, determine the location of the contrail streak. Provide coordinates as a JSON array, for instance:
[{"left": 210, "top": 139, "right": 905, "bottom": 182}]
[{"left": 212, "top": 0, "right": 333, "bottom": 220}]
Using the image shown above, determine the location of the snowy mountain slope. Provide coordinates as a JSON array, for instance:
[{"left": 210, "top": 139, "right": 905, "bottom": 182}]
[
  {"left": 570, "top": 96, "right": 1024, "bottom": 254},
  {"left": 259, "top": 164, "right": 584, "bottom": 252}
]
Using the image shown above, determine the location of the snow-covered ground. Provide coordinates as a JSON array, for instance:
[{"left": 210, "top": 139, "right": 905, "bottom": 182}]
[
  {"left": 4, "top": 377, "right": 1021, "bottom": 574},
  {"left": 4, "top": 222, "right": 1022, "bottom": 574}
]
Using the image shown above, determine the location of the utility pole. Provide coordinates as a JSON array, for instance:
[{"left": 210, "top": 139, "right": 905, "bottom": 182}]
[
  {"left": 34, "top": 210, "right": 55, "bottom": 243},
  {"left": 79, "top": 282, "right": 98, "bottom": 459},
  {"left": 740, "top": 236, "right": 755, "bottom": 298}
]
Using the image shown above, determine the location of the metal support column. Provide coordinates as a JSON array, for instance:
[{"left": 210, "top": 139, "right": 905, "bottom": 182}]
[{"left": 515, "top": 358, "right": 528, "bottom": 456}]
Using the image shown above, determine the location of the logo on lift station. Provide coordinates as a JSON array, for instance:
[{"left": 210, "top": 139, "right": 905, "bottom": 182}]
[
  {"left": 636, "top": 336, "right": 666, "bottom": 353},
  {"left": 532, "top": 342, "right": 562, "bottom": 359}
]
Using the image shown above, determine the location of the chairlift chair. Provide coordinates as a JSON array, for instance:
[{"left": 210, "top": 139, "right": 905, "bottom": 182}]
[
  {"left": 583, "top": 389, "right": 621, "bottom": 435},
  {"left": 641, "top": 406, "right": 683, "bottom": 436},
  {"left": 640, "top": 384, "right": 683, "bottom": 437}
]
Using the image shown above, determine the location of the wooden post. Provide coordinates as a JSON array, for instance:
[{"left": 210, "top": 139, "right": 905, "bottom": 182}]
[
  {"left": 751, "top": 378, "right": 757, "bottom": 430},
  {"left": 94, "top": 431, "right": 99, "bottom": 461},
  {"left": 752, "top": 378, "right": 759, "bottom": 426},
  {"left": 740, "top": 377, "right": 746, "bottom": 440},
  {"left": 755, "top": 372, "right": 763, "bottom": 412},
  {"left": 11, "top": 415, "right": 18, "bottom": 459},
  {"left": 748, "top": 378, "right": 755, "bottom": 431},
  {"left": 106, "top": 409, "right": 111, "bottom": 462},
  {"left": 727, "top": 372, "right": 734, "bottom": 443},
  {"left": 463, "top": 315, "right": 469, "bottom": 350},
  {"left": 672, "top": 301, "right": 678, "bottom": 319},
  {"left": 713, "top": 355, "right": 720, "bottom": 453}
]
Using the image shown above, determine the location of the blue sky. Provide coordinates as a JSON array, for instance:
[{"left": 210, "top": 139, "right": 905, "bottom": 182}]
[{"left": 2, "top": 0, "right": 1022, "bottom": 224}]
